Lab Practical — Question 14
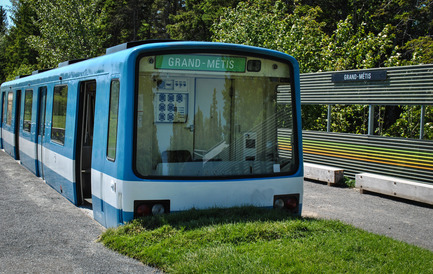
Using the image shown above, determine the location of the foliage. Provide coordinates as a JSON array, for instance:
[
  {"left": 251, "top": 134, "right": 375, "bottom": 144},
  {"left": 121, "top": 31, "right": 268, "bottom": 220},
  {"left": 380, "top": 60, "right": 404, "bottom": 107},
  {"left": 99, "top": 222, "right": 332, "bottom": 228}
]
[
  {"left": 167, "top": 0, "right": 241, "bottom": 41},
  {"left": 338, "top": 176, "right": 356, "bottom": 188},
  {"left": 0, "top": 6, "right": 8, "bottom": 82},
  {"left": 150, "top": 0, "right": 183, "bottom": 39},
  {"left": 0, "top": 6, "right": 7, "bottom": 34},
  {"left": 301, "top": 105, "right": 328, "bottom": 131},
  {"left": 212, "top": 1, "right": 329, "bottom": 73},
  {"left": 100, "top": 0, "right": 150, "bottom": 45},
  {"left": 2, "top": 0, "right": 432, "bottom": 75},
  {"left": 323, "top": 18, "right": 398, "bottom": 70},
  {"left": 27, "top": 0, "right": 106, "bottom": 68},
  {"left": 402, "top": 36, "right": 433, "bottom": 65},
  {"left": 212, "top": 1, "right": 400, "bottom": 73},
  {"left": 330, "top": 105, "right": 369, "bottom": 134},
  {"left": 377, "top": 105, "right": 433, "bottom": 140},
  {"left": 2, "top": 0, "right": 39, "bottom": 80},
  {"left": 5, "top": 63, "right": 36, "bottom": 81},
  {"left": 384, "top": 106, "right": 422, "bottom": 139},
  {"left": 101, "top": 0, "right": 183, "bottom": 46},
  {"left": 99, "top": 207, "right": 433, "bottom": 273}
]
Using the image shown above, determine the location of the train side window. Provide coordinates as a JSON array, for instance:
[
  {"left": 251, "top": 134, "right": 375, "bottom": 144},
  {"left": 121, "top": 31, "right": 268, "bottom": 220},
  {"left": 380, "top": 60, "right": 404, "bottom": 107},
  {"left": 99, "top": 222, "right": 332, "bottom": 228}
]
[
  {"left": 2, "top": 93, "right": 6, "bottom": 124},
  {"left": 7, "top": 92, "right": 13, "bottom": 125},
  {"left": 38, "top": 86, "right": 47, "bottom": 136},
  {"left": 23, "top": 90, "right": 33, "bottom": 132},
  {"left": 51, "top": 85, "right": 68, "bottom": 145},
  {"left": 107, "top": 79, "right": 120, "bottom": 161}
]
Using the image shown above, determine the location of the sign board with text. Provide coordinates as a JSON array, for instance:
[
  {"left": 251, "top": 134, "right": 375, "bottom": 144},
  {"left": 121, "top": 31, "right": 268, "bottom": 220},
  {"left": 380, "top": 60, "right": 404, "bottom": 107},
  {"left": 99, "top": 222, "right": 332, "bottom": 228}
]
[
  {"left": 332, "top": 70, "right": 387, "bottom": 82},
  {"left": 155, "top": 55, "right": 246, "bottom": 72}
]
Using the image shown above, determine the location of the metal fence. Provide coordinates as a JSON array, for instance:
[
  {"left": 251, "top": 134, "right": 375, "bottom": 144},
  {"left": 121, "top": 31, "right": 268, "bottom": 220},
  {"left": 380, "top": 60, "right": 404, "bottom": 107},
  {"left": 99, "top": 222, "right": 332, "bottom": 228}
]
[
  {"left": 303, "top": 131, "right": 433, "bottom": 183},
  {"left": 300, "top": 64, "right": 433, "bottom": 184}
]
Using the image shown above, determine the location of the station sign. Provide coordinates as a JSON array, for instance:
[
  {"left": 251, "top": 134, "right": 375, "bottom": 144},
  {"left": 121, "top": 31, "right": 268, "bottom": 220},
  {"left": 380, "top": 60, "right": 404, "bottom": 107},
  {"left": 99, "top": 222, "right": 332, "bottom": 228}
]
[
  {"left": 332, "top": 70, "right": 387, "bottom": 82},
  {"left": 155, "top": 54, "right": 246, "bottom": 72}
]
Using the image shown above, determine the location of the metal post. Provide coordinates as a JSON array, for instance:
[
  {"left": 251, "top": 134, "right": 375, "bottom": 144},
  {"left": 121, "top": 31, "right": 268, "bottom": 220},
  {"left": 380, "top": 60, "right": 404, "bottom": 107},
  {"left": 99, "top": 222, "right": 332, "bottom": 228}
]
[
  {"left": 420, "top": 105, "right": 426, "bottom": 140},
  {"left": 327, "top": 105, "right": 331, "bottom": 132},
  {"left": 368, "top": 105, "right": 375, "bottom": 135}
]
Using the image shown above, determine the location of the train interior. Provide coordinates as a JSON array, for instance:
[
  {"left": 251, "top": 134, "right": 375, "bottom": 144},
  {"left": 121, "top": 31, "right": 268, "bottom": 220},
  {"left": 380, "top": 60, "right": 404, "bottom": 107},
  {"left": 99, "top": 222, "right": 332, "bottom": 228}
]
[{"left": 76, "top": 80, "right": 96, "bottom": 205}]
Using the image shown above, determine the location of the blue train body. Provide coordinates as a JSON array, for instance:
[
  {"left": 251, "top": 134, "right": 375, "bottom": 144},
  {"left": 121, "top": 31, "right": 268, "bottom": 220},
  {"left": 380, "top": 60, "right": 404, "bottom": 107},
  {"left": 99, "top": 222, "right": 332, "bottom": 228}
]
[{"left": 1, "top": 41, "right": 303, "bottom": 227}]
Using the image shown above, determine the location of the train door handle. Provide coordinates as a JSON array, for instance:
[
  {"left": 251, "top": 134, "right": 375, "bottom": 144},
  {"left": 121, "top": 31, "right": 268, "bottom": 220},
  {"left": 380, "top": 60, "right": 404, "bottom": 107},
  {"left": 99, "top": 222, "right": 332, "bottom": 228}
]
[{"left": 185, "top": 125, "right": 194, "bottom": 132}]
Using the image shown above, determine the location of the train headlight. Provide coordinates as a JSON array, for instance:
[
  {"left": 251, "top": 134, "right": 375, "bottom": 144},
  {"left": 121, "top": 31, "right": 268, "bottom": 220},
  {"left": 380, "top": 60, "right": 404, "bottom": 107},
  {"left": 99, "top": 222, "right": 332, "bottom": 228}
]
[
  {"left": 274, "top": 198, "right": 285, "bottom": 209},
  {"left": 152, "top": 204, "right": 165, "bottom": 215}
]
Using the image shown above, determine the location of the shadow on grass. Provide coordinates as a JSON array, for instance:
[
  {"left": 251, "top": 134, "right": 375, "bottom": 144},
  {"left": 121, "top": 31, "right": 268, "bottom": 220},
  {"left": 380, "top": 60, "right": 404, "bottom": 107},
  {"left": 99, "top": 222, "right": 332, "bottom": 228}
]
[{"left": 131, "top": 206, "right": 319, "bottom": 231}]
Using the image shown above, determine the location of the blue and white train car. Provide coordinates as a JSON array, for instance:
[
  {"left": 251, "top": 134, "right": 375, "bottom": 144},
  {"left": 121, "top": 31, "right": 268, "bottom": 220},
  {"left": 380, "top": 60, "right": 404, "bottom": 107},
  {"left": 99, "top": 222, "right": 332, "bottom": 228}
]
[{"left": 0, "top": 41, "right": 303, "bottom": 227}]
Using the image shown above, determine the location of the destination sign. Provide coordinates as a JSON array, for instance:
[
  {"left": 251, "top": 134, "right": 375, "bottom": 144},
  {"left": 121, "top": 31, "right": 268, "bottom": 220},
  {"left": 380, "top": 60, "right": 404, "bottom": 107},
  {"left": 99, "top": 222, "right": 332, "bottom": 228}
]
[
  {"left": 332, "top": 70, "right": 387, "bottom": 82},
  {"left": 155, "top": 55, "right": 246, "bottom": 72}
]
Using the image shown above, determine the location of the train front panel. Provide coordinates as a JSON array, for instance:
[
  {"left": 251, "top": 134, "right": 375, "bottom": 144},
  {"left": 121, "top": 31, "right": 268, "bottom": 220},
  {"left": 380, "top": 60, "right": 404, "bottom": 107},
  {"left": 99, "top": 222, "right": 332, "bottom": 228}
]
[{"left": 91, "top": 42, "right": 303, "bottom": 227}]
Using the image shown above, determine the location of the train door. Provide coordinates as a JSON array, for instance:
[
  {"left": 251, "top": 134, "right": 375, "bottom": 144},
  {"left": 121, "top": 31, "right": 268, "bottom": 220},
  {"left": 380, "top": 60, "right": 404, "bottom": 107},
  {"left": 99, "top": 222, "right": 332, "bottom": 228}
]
[
  {"left": 193, "top": 78, "right": 232, "bottom": 161},
  {"left": 14, "top": 90, "right": 21, "bottom": 160},
  {"left": 76, "top": 80, "right": 96, "bottom": 205},
  {"left": 37, "top": 87, "right": 47, "bottom": 178}
]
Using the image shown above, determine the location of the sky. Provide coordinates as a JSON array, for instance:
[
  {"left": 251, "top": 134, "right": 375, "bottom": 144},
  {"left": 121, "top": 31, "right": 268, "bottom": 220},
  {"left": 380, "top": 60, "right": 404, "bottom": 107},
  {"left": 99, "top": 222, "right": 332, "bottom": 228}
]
[{"left": 0, "top": 0, "right": 12, "bottom": 26}]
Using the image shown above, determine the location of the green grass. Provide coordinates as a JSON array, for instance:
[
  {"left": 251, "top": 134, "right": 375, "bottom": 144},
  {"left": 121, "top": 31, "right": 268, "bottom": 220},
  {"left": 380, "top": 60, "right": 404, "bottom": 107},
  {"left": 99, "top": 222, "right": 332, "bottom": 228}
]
[
  {"left": 99, "top": 207, "right": 433, "bottom": 273},
  {"left": 336, "top": 176, "right": 356, "bottom": 188}
]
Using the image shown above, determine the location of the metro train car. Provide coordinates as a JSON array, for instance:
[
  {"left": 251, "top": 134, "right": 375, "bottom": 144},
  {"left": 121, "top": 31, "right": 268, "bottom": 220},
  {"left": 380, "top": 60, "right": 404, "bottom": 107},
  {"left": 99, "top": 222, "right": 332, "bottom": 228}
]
[{"left": 0, "top": 41, "right": 303, "bottom": 227}]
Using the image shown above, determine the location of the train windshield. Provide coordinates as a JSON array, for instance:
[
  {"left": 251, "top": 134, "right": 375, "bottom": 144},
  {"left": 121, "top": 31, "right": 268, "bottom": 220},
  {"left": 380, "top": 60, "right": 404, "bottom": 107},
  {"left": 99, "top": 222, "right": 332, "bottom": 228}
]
[{"left": 135, "top": 53, "right": 297, "bottom": 178}]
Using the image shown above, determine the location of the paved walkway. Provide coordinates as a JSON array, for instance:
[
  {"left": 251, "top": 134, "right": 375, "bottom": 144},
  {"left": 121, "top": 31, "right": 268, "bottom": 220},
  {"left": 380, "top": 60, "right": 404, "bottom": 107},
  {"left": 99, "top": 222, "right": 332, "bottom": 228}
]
[
  {"left": 302, "top": 180, "right": 433, "bottom": 251},
  {"left": 0, "top": 150, "right": 159, "bottom": 273}
]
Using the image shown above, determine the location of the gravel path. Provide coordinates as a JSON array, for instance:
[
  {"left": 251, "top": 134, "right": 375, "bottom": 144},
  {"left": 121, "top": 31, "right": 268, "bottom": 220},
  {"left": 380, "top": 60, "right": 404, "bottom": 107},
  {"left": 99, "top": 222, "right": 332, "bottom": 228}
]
[
  {"left": 302, "top": 179, "right": 433, "bottom": 251},
  {"left": 0, "top": 150, "right": 160, "bottom": 273}
]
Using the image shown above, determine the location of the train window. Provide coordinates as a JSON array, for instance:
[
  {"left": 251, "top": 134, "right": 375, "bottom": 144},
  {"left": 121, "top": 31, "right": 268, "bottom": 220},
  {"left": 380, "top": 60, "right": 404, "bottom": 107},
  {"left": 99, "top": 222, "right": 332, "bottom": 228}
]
[
  {"left": 7, "top": 92, "right": 13, "bottom": 125},
  {"left": 2, "top": 93, "right": 6, "bottom": 124},
  {"left": 107, "top": 80, "right": 120, "bottom": 161},
  {"left": 38, "top": 87, "right": 47, "bottom": 136},
  {"left": 51, "top": 85, "right": 68, "bottom": 145},
  {"left": 23, "top": 90, "right": 33, "bottom": 132},
  {"left": 135, "top": 53, "right": 296, "bottom": 178}
]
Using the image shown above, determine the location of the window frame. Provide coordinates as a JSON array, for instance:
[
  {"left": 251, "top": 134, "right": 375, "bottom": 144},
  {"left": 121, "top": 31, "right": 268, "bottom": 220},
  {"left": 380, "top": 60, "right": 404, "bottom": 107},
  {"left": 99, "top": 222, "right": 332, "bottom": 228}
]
[
  {"left": 2, "top": 92, "right": 6, "bottom": 125},
  {"left": 38, "top": 86, "right": 48, "bottom": 137},
  {"left": 51, "top": 85, "right": 68, "bottom": 145},
  {"left": 23, "top": 89, "right": 33, "bottom": 132},
  {"left": 133, "top": 51, "right": 299, "bottom": 180},
  {"left": 7, "top": 92, "right": 13, "bottom": 126},
  {"left": 107, "top": 79, "right": 120, "bottom": 162}
]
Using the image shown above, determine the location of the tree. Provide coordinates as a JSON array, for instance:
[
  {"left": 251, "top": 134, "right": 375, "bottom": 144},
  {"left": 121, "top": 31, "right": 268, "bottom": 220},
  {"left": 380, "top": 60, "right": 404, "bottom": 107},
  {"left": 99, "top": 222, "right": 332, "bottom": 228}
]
[
  {"left": 212, "top": 0, "right": 401, "bottom": 73},
  {"left": 212, "top": 1, "right": 329, "bottom": 73},
  {"left": 401, "top": 36, "right": 433, "bottom": 65},
  {"left": 101, "top": 0, "right": 154, "bottom": 46},
  {"left": 322, "top": 17, "right": 398, "bottom": 70},
  {"left": 3, "top": 0, "right": 39, "bottom": 80},
  {"left": 27, "top": 0, "right": 106, "bottom": 68},
  {"left": 150, "top": 0, "right": 182, "bottom": 39},
  {"left": 100, "top": 0, "right": 184, "bottom": 47},
  {"left": 0, "top": 6, "right": 7, "bottom": 34},
  {"left": 297, "top": 0, "right": 349, "bottom": 35},
  {"left": 0, "top": 6, "right": 8, "bottom": 81},
  {"left": 167, "top": 0, "right": 241, "bottom": 41}
]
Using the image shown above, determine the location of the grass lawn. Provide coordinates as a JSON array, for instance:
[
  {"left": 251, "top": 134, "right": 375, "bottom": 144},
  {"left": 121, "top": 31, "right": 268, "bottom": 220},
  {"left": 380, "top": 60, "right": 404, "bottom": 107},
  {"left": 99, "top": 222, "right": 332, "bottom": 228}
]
[{"left": 99, "top": 207, "right": 433, "bottom": 273}]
